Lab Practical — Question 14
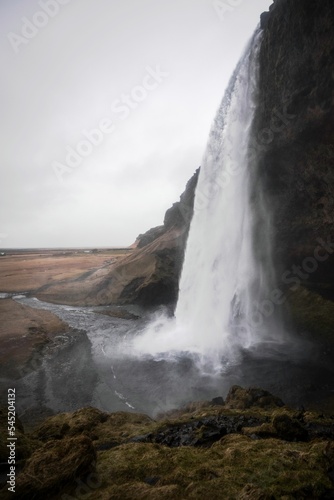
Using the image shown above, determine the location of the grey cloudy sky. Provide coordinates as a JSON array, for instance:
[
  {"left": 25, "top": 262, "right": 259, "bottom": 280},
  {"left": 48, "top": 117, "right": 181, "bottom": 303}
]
[{"left": 1, "top": 0, "right": 270, "bottom": 248}]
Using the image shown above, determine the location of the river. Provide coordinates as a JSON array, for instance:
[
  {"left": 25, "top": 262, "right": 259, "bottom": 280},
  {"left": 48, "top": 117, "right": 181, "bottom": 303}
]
[{"left": 2, "top": 295, "right": 333, "bottom": 424}]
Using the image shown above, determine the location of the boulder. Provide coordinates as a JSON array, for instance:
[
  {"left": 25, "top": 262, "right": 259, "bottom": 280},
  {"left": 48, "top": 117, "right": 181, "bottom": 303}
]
[
  {"left": 225, "top": 386, "right": 285, "bottom": 410},
  {"left": 34, "top": 406, "right": 109, "bottom": 442}
]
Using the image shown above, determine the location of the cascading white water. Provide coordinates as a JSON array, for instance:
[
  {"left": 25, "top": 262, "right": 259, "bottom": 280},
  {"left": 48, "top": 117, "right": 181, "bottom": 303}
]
[
  {"left": 175, "top": 29, "right": 263, "bottom": 353},
  {"left": 133, "top": 29, "right": 282, "bottom": 369}
]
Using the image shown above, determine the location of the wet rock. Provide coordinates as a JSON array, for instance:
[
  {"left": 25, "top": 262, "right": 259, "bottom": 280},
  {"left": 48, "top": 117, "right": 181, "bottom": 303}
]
[
  {"left": 225, "top": 385, "right": 285, "bottom": 410},
  {"left": 130, "top": 414, "right": 264, "bottom": 448},
  {"left": 94, "top": 308, "right": 140, "bottom": 320},
  {"left": 254, "top": 0, "right": 334, "bottom": 339}
]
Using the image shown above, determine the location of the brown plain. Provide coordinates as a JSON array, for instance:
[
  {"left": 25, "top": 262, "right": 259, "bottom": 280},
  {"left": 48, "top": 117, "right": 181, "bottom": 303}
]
[{"left": 0, "top": 249, "right": 132, "bottom": 293}]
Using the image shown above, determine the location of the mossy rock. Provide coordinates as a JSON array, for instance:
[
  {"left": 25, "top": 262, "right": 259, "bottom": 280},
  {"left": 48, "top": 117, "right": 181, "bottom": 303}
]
[
  {"left": 11, "top": 435, "right": 96, "bottom": 500},
  {"left": 225, "top": 386, "right": 285, "bottom": 410},
  {"left": 34, "top": 407, "right": 154, "bottom": 449},
  {"left": 34, "top": 406, "right": 109, "bottom": 441},
  {"left": 0, "top": 408, "right": 39, "bottom": 463},
  {"left": 285, "top": 286, "right": 334, "bottom": 342},
  {"left": 4, "top": 388, "right": 334, "bottom": 499}
]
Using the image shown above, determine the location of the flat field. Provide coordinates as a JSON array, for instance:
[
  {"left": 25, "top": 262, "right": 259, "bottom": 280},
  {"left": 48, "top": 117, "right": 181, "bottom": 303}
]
[{"left": 0, "top": 248, "right": 132, "bottom": 293}]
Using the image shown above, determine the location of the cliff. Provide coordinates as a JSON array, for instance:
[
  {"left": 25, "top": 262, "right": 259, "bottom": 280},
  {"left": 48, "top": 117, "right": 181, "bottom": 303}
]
[{"left": 254, "top": 0, "right": 334, "bottom": 341}]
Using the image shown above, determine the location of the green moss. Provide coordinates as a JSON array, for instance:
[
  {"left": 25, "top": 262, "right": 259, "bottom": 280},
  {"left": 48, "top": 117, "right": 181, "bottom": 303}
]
[
  {"left": 0, "top": 408, "right": 40, "bottom": 462},
  {"left": 34, "top": 407, "right": 155, "bottom": 447},
  {"left": 2, "top": 400, "right": 334, "bottom": 499},
  {"left": 90, "top": 436, "right": 333, "bottom": 499},
  {"left": 286, "top": 286, "right": 334, "bottom": 341}
]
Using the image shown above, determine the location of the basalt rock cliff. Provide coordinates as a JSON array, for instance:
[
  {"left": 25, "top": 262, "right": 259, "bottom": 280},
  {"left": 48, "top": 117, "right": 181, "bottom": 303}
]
[{"left": 254, "top": 0, "right": 334, "bottom": 342}]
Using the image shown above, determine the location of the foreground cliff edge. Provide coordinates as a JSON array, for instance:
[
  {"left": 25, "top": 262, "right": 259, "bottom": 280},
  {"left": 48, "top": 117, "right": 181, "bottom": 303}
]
[{"left": 1, "top": 385, "right": 334, "bottom": 499}]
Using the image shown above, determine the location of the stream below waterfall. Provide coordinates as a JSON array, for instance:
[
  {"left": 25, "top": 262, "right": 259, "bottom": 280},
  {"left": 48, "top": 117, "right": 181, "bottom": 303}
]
[{"left": 2, "top": 295, "right": 333, "bottom": 423}]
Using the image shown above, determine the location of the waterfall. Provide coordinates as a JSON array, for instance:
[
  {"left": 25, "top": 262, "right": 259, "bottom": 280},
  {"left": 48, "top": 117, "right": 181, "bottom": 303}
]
[{"left": 133, "top": 29, "right": 284, "bottom": 370}]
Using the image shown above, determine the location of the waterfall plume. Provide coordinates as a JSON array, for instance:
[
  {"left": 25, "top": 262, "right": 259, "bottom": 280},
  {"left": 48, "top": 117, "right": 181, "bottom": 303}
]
[{"left": 132, "top": 29, "right": 287, "bottom": 370}]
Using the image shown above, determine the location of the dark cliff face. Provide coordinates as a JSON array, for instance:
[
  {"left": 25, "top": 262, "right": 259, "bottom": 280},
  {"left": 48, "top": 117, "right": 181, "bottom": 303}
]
[
  {"left": 254, "top": 0, "right": 334, "bottom": 337},
  {"left": 135, "top": 168, "right": 199, "bottom": 249},
  {"left": 130, "top": 168, "right": 200, "bottom": 307}
]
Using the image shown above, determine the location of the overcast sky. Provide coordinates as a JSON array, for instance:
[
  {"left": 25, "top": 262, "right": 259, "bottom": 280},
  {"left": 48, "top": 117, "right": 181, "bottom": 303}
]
[{"left": 1, "top": 0, "right": 270, "bottom": 248}]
